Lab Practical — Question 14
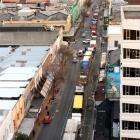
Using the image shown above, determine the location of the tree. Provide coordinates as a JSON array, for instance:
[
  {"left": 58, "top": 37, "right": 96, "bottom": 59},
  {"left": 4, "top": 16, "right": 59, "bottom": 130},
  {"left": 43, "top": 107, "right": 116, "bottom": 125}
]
[
  {"left": 58, "top": 45, "right": 73, "bottom": 72},
  {"left": 13, "top": 133, "right": 32, "bottom": 140}
]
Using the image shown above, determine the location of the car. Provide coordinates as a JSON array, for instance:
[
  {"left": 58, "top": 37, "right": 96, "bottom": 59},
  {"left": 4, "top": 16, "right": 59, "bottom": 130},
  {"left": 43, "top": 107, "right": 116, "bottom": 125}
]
[
  {"left": 82, "top": 39, "right": 90, "bottom": 44},
  {"left": 92, "top": 30, "right": 96, "bottom": 36},
  {"left": 91, "top": 25, "right": 97, "bottom": 30},
  {"left": 77, "top": 50, "right": 84, "bottom": 57},
  {"left": 43, "top": 115, "right": 52, "bottom": 124},
  {"left": 91, "top": 20, "right": 97, "bottom": 24},
  {"left": 82, "top": 32, "right": 86, "bottom": 38},
  {"left": 73, "top": 57, "right": 78, "bottom": 63}
]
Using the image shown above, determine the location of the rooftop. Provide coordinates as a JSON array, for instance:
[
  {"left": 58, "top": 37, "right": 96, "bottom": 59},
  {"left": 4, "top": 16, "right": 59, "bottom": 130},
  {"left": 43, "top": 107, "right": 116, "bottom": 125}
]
[
  {"left": 107, "top": 25, "right": 122, "bottom": 35},
  {"left": 123, "top": 5, "right": 140, "bottom": 19},
  {"left": 0, "top": 100, "right": 17, "bottom": 126},
  {"left": 0, "top": 46, "right": 50, "bottom": 69},
  {"left": 121, "top": 5, "right": 140, "bottom": 30},
  {"left": 110, "top": 0, "right": 127, "bottom": 24}
]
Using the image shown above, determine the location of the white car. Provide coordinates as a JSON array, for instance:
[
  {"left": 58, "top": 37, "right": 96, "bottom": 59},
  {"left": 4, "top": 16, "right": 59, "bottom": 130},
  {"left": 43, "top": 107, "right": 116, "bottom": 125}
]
[
  {"left": 73, "top": 57, "right": 78, "bottom": 63},
  {"left": 83, "top": 39, "right": 90, "bottom": 44},
  {"left": 77, "top": 50, "right": 84, "bottom": 57}
]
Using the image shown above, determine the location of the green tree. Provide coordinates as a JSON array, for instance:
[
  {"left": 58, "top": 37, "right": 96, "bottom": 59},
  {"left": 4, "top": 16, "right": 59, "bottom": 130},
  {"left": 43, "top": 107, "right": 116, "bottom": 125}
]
[{"left": 13, "top": 133, "right": 32, "bottom": 140}]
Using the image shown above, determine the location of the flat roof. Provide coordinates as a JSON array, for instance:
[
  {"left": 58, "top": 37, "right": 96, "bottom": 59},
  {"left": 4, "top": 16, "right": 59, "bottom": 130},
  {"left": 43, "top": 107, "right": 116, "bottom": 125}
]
[
  {"left": 108, "top": 25, "right": 122, "bottom": 35},
  {"left": 0, "top": 46, "right": 50, "bottom": 69},
  {"left": 0, "top": 88, "right": 25, "bottom": 98},
  {"left": 0, "top": 73, "right": 34, "bottom": 81},
  {"left": 0, "top": 81, "right": 28, "bottom": 88},
  {"left": 0, "top": 31, "right": 58, "bottom": 45},
  {"left": 0, "top": 100, "right": 17, "bottom": 110}
]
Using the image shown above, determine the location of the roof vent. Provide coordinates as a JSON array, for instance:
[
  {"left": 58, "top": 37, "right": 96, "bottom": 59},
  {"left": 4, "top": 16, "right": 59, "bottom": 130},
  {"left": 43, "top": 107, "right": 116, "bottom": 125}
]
[{"left": 21, "top": 51, "right": 26, "bottom": 55}]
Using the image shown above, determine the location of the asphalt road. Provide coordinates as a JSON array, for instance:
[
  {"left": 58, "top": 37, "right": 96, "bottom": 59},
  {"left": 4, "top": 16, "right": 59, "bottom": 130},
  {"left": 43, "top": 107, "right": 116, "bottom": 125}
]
[
  {"left": 36, "top": 0, "right": 104, "bottom": 139},
  {"left": 36, "top": 61, "right": 80, "bottom": 140}
]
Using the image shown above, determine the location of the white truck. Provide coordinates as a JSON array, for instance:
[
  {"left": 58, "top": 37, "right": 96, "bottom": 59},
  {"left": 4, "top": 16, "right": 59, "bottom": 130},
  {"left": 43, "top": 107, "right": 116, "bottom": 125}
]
[{"left": 100, "top": 52, "right": 107, "bottom": 69}]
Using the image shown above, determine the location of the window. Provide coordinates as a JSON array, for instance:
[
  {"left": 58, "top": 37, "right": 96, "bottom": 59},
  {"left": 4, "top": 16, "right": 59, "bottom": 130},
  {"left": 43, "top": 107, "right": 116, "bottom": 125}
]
[
  {"left": 136, "top": 31, "right": 140, "bottom": 40},
  {"left": 130, "top": 30, "right": 136, "bottom": 40},
  {"left": 122, "top": 103, "right": 140, "bottom": 113},
  {"left": 122, "top": 121, "right": 140, "bottom": 130},
  {"left": 123, "top": 29, "right": 140, "bottom": 40},
  {"left": 114, "top": 40, "right": 118, "bottom": 47},
  {"left": 123, "top": 67, "right": 140, "bottom": 77}
]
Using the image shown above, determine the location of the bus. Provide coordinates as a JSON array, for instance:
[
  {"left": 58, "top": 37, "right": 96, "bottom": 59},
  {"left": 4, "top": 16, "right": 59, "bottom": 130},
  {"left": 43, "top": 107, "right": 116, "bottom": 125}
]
[{"left": 72, "top": 95, "right": 83, "bottom": 113}]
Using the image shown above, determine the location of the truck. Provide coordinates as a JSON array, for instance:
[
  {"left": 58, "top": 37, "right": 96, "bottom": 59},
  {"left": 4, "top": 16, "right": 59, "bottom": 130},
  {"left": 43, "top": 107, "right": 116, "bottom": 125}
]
[
  {"left": 100, "top": 52, "right": 107, "bottom": 69},
  {"left": 75, "top": 85, "right": 84, "bottom": 94},
  {"left": 90, "top": 40, "right": 96, "bottom": 49}
]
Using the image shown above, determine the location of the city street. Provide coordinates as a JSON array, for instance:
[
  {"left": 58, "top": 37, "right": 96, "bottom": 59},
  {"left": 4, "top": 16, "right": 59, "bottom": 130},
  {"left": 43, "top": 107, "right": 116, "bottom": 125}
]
[
  {"left": 36, "top": 0, "right": 104, "bottom": 140},
  {"left": 36, "top": 61, "right": 80, "bottom": 140}
]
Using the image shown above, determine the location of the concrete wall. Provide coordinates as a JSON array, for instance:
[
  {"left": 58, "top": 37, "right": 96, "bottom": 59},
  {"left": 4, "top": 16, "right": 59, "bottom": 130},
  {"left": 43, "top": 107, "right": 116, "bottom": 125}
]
[
  {"left": 3, "top": 15, "right": 71, "bottom": 33},
  {"left": 108, "top": 34, "right": 121, "bottom": 51},
  {"left": 12, "top": 95, "right": 25, "bottom": 132},
  {"left": 0, "top": 31, "right": 58, "bottom": 45}
]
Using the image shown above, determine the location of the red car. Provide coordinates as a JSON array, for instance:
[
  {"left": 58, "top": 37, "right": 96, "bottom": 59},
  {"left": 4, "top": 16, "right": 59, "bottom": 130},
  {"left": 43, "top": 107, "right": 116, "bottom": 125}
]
[
  {"left": 91, "top": 25, "right": 97, "bottom": 30},
  {"left": 43, "top": 115, "right": 52, "bottom": 124},
  {"left": 92, "top": 30, "right": 96, "bottom": 36}
]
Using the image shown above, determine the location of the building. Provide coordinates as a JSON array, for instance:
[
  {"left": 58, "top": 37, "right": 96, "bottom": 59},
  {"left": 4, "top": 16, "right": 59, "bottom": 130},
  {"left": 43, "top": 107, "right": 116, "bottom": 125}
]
[
  {"left": 0, "top": 5, "right": 71, "bottom": 33},
  {"left": 0, "top": 27, "right": 65, "bottom": 139},
  {"left": 120, "top": 5, "right": 140, "bottom": 140}
]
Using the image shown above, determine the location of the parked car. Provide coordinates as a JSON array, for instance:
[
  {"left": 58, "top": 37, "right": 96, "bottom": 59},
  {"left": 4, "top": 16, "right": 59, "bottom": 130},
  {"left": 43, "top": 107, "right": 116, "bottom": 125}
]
[
  {"left": 83, "top": 39, "right": 90, "bottom": 44},
  {"left": 92, "top": 30, "right": 97, "bottom": 36},
  {"left": 91, "top": 24, "right": 97, "bottom": 30},
  {"left": 91, "top": 20, "right": 97, "bottom": 24},
  {"left": 73, "top": 57, "right": 78, "bottom": 63},
  {"left": 82, "top": 32, "right": 86, "bottom": 38},
  {"left": 77, "top": 49, "right": 84, "bottom": 57},
  {"left": 43, "top": 115, "right": 52, "bottom": 124}
]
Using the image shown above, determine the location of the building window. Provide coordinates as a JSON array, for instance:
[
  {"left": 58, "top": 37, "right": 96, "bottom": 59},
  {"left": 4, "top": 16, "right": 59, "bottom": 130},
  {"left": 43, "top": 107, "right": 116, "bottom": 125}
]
[
  {"left": 122, "top": 138, "right": 140, "bottom": 140},
  {"left": 123, "top": 48, "right": 140, "bottom": 59},
  {"left": 122, "top": 121, "right": 140, "bottom": 130},
  {"left": 122, "top": 103, "right": 140, "bottom": 113},
  {"left": 123, "top": 67, "right": 140, "bottom": 77},
  {"left": 114, "top": 40, "right": 118, "bottom": 47},
  {"left": 136, "top": 31, "right": 140, "bottom": 40},
  {"left": 123, "top": 85, "right": 140, "bottom": 95},
  {"left": 123, "top": 29, "right": 140, "bottom": 40}
]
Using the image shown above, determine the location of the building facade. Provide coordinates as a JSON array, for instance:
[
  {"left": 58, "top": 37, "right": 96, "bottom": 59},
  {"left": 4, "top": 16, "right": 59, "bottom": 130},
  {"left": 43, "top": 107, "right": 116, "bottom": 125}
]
[{"left": 120, "top": 5, "right": 140, "bottom": 140}]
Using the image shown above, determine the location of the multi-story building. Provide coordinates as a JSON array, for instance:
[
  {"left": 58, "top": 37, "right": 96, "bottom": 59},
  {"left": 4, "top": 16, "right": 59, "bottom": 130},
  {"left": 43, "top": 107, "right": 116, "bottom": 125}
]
[{"left": 120, "top": 5, "right": 140, "bottom": 140}]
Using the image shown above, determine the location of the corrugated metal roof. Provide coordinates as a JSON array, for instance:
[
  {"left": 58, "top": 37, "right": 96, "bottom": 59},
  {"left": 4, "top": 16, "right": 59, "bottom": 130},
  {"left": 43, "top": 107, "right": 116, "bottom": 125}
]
[
  {"left": 0, "top": 88, "right": 25, "bottom": 97},
  {"left": 0, "top": 100, "right": 17, "bottom": 109},
  {"left": 0, "top": 81, "right": 28, "bottom": 88},
  {"left": 0, "top": 46, "right": 50, "bottom": 69}
]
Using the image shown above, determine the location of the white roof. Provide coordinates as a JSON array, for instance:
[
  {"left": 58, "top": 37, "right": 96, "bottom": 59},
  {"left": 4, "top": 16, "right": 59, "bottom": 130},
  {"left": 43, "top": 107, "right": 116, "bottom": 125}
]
[
  {"left": 65, "top": 119, "right": 79, "bottom": 133},
  {"left": 0, "top": 100, "right": 17, "bottom": 110},
  {"left": 0, "top": 67, "right": 37, "bottom": 81},
  {"left": 0, "top": 88, "right": 25, "bottom": 98},
  {"left": 2, "top": 67, "right": 37, "bottom": 74},
  {"left": 0, "top": 73, "right": 33, "bottom": 81},
  {"left": 108, "top": 25, "right": 122, "bottom": 35},
  {"left": 0, "top": 46, "right": 50, "bottom": 69},
  {"left": 0, "top": 81, "right": 28, "bottom": 88},
  {"left": 0, "top": 47, "right": 12, "bottom": 57}
]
